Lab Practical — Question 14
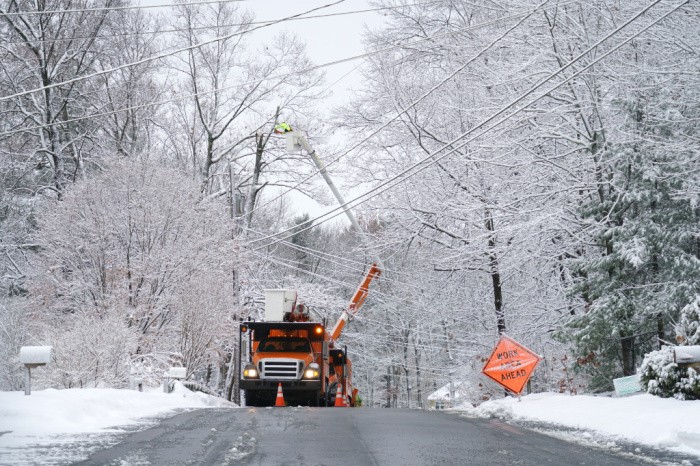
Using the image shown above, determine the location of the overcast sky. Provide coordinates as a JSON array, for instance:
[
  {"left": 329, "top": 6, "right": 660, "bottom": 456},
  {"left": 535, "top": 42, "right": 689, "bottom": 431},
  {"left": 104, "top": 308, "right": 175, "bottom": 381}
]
[
  {"left": 245, "top": 0, "right": 383, "bottom": 108},
  {"left": 242, "top": 1, "right": 385, "bottom": 221},
  {"left": 139, "top": 0, "right": 385, "bottom": 219}
]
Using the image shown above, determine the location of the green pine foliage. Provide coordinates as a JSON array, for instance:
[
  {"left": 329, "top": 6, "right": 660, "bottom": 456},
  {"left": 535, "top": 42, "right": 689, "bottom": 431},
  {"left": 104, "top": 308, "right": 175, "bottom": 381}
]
[
  {"left": 676, "top": 296, "right": 700, "bottom": 346},
  {"left": 640, "top": 346, "right": 700, "bottom": 400},
  {"left": 563, "top": 84, "right": 700, "bottom": 390}
]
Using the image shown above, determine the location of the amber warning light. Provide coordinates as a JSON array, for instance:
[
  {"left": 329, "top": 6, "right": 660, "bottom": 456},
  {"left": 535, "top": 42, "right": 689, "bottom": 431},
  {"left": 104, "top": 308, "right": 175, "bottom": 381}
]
[{"left": 314, "top": 326, "right": 324, "bottom": 335}]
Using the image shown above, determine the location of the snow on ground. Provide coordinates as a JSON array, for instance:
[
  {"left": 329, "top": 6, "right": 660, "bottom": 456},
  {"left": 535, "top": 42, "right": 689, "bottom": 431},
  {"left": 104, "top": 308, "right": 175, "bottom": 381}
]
[
  {"left": 455, "top": 392, "right": 700, "bottom": 458},
  {"left": 0, "top": 383, "right": 235, "bottom": 465},
  {"left": 3, "top": 385, "right": 699, "bottom": 464}
]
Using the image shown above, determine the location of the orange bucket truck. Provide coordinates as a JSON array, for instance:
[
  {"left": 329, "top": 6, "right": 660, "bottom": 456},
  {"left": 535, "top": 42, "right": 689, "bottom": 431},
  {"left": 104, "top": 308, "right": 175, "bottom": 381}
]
[{"left": 240, "top": 264, "right": 380, "bottom": 407}]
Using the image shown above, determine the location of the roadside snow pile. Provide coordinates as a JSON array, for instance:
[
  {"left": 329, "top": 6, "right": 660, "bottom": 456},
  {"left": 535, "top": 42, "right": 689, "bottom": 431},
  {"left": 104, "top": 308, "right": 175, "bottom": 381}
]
[
  {"left": 455, "top": 392, "right": 700, "bottom": 457},
  {"left": 0, "top": 383, "right": 234, "bottom": 449},
  {"left": 470, "top": 401, "right": 514, "bottom": 420}
]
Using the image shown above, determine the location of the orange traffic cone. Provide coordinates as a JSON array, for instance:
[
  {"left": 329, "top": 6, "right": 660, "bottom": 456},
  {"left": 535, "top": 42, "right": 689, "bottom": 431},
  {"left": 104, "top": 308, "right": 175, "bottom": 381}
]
[
  {"left": 334, "top": 384, "right": 344, "bottom": 407},
  {"left": 275, "top": 383, "right": 285, "bottom": 407}
]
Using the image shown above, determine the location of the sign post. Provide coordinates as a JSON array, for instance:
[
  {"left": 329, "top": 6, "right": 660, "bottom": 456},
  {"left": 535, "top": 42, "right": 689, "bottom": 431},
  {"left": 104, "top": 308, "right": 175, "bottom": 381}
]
[{"left": 482, "top": 335, "right": 541, "bottom": 396}]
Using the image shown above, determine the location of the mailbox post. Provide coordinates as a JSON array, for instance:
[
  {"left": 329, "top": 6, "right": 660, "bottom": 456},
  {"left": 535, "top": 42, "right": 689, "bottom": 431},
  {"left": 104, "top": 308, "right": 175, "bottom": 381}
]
[{"left": 19, "top": 346, "right": 53, "bottom": 395}]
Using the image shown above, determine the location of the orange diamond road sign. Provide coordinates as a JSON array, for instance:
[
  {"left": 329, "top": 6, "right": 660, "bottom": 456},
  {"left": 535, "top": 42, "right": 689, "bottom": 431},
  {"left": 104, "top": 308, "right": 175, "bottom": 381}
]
[{"left": 482, "top": 334, "right": 541, "bottom": 395}]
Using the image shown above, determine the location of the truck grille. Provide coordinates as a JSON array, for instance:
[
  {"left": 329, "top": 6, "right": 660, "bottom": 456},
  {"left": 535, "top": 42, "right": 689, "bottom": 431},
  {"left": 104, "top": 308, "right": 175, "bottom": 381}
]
[{"left": 259, "top": 359, "right": 303, "bottom": 380}]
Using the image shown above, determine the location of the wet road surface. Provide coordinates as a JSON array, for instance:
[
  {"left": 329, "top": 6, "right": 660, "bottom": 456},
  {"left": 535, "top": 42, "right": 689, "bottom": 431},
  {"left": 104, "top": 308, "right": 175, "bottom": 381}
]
[{"left": 76, "top": 407, "right": 646, "bottom": 465}]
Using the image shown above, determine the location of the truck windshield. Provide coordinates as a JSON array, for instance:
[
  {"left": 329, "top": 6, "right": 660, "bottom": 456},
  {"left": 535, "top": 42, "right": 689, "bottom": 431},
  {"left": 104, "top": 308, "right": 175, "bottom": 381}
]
[{"left": 257, "top": 338, "right": 311, "bottom": 353}]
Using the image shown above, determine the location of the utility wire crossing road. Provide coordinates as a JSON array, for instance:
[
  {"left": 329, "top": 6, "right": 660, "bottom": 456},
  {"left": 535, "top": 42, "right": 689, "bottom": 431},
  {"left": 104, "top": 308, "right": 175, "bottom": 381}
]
[{"left": 76, "top": 408, "right": 641, "bottom": 465}]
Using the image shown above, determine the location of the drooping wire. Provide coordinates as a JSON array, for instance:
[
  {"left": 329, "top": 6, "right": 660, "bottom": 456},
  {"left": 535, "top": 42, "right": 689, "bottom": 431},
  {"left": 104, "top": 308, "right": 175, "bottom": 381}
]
[
  {"left": 0, "top": 0, "right": 347, "bottom": 102},
  {"left": 3, "top": 1, "right": 443, "bottom": 45},
  {"left": 0, "top": 1, "right": 556, "bottom": 137},
  {"left": 239, "top": 0, "right": 683, "bottom": 254},
  {"left": 0, "top": 0, "right": 246, "bottom": 16},
  {"left": 230, "top": 0, "right": 586, "bottom": 223}
]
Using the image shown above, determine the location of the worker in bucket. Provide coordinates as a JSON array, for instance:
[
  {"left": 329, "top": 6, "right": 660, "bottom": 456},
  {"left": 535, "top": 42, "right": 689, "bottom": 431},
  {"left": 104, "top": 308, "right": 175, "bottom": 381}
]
[{"left": 274, "top": 122, "right": 292, "bottom": 134}]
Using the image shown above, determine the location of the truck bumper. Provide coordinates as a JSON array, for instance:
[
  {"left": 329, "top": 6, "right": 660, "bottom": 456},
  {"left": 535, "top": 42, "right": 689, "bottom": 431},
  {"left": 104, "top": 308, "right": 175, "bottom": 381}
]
[{"left": 240, "top": 379, "right": 321, "bottom": 391}]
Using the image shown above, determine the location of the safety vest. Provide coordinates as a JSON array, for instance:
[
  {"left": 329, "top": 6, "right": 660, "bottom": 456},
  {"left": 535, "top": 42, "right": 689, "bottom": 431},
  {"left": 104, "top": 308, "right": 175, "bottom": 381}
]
[{"left": 275, "top": 122, "right": 292, "bottom": 133}]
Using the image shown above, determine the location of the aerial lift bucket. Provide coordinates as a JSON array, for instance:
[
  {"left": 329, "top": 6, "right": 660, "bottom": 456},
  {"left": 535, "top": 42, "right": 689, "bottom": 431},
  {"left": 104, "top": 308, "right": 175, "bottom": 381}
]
[{"left": 285, "top": 132, "right": 301, "bottom": 152}]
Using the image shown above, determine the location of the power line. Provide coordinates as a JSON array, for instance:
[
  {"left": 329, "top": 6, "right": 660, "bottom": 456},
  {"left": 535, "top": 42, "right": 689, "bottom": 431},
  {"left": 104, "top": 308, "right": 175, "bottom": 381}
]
[
  {"left": 244, "top": 249, "right": 481, "bottom": 358},
  {"left": 245, "top": 247, "right": 447, "bottom": 326},
  {"left": 4, "top": 1, "right": 441, "bottom": 45},
  {"left": 0, "top": 4, "right": 537, "bottom": 137},
  {"left": 0, "top": 0, "right": 247, "bottom": 16},
  {"left": 240, "top": 222, "right": 451, "bottom": 290},
  {"left": 241, "top": 0, "right": 684, "bottom": 253},
  {"left": 231, "top": 0, "right": 584, "bottom": 222},
  {"left": 0, "top": 0, "right": 346, "bottom": 102}
]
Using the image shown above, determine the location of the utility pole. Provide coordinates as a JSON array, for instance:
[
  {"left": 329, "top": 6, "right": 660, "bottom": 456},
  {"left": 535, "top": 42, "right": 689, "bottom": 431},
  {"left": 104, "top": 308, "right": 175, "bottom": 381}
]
[
  {"left": 228, "top": 161, "right": 244, "bottom": 404},
  {"left": 228, "top": 161, "right": 235, "bottom": 220},
  {"left": 229, "top": 165, "right": 244, "bottom": 236},
  {"left": 233, "top": 320, "right": 243, "bottom": 405}
]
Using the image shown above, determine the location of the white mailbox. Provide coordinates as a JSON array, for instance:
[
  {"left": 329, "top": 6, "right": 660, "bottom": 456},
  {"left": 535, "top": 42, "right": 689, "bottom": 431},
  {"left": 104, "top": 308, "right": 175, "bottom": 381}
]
[
  {"left": 20, "top": 345, "right": 53, "bottom": 395},
  {"left": 163, "top": 366, "right": 187, "bottom": 393},
  {"left": 20, "top": 346, "right": 53, "bottom": 366},
  {"left": 674, "top": 346, "right": 700, "bottom": 366},
  {"left": 167, "top": 367, "right": 187, "bottom": 379}
]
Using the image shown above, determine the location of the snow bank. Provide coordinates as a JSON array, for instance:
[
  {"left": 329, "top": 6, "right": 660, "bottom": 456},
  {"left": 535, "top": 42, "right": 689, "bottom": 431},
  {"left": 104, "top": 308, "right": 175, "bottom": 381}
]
[
  {"left": 0, "top": 383, "right": 234, "bottom": 450},
  {"left": 456, "top": 392, "right": 700, "bottom": 457}
]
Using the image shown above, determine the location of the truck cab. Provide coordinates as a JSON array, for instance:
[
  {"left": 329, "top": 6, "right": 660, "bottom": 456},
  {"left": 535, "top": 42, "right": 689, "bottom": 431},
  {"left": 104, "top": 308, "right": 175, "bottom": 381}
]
[
  {"left": 240, "top": 320, "right": 329, "bottom": 406},
  {"left": 239, "top": 289, "right": 362, "bottom": 407}
]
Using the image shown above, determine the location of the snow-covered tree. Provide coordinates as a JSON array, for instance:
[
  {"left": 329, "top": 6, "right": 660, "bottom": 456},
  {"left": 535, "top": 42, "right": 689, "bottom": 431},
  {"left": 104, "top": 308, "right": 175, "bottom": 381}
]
[
  {"left": 26, "top": 159, "right": 237, "bottom": 388},
  {"left": 640, "top": 346, "right": 700, "bottom": 400},
  {"left": 564, "top": 41, "right": 700, "bottom": 387},
  {"left": 676, "top": 296, "right": 700, "bottom": 346}
]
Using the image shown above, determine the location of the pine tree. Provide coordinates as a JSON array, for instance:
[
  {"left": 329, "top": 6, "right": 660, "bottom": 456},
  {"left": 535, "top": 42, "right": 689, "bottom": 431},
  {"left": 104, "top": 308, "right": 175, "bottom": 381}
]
[
  {"left": 676, "top": 296, "right": 700, "bottom": 346},
  {"left": 565, "top": 83, "right": 700, "bottom": 390}
]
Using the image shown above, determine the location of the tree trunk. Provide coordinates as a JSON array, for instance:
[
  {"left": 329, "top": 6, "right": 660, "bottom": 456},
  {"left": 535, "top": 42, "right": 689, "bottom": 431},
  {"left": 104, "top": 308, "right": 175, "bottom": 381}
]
[
  {"left": 620, "top": 334, "right": 635, "bottom": 376},
  {"left": 225, "top": 350, "right": 235, "bottom": 402},
  {"left": 485, "top": 212, "right": 505, "bottom": 334},
  {"left": 385, "top": 365, "right": 391, "bottom": 408},
  {"left": 244, "top": 133, "right": 264, "bottom": 229},
  {"left": 413, "top": 333, "right": 423, "bottom": 409}
]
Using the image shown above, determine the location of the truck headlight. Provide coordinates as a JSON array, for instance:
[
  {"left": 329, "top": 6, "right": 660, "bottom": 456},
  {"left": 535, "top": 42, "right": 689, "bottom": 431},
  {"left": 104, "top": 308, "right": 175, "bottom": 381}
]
[
  {"left": 303, "top": 363, "right": 320, "bottom": 379},
  {"left": 243, "top": 364, "right": 258, "bottom": 379}
]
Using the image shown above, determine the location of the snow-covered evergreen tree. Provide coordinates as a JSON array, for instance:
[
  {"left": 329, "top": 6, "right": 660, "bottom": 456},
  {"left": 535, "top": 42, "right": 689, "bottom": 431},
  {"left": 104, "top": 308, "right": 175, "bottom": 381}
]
[
  {"left": 676, "top": 296, "right": 700, "bottom": 346},
  {"left": 566, "top": 77, "right": 700, "bottom": 389},
  {"left": 640, "top": 346, "right": 700, "bottom": 400}
]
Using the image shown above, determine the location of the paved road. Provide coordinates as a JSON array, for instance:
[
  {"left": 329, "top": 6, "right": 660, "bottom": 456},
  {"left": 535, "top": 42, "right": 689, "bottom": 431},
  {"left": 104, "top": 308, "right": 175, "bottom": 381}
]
[{"left": 76, "top": 407, "right": 642, "bottom": 465}]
